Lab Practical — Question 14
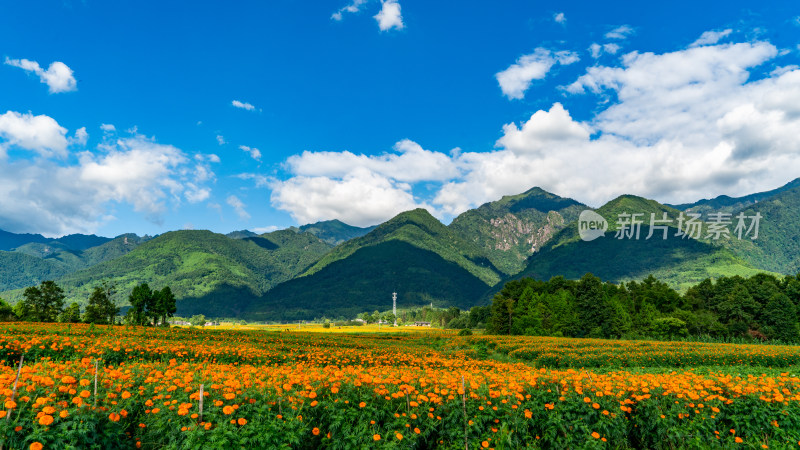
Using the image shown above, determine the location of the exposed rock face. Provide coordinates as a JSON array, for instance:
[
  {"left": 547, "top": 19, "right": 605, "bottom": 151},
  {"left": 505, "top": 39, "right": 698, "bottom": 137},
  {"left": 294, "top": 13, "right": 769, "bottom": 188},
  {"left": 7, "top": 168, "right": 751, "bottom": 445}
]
[{"left": 489, "top": 211, "right": 565, "bottom": 254}]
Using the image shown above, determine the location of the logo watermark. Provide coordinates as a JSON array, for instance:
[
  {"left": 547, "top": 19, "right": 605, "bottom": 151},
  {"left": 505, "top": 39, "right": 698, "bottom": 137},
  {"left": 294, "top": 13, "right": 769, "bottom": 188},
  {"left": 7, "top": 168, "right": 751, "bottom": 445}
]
[
  {"left": 578, "top": 210, "right": 608, "bottom": 242},
  {"left": 578, "top": 210, "right": 762, "bottom": 242}
]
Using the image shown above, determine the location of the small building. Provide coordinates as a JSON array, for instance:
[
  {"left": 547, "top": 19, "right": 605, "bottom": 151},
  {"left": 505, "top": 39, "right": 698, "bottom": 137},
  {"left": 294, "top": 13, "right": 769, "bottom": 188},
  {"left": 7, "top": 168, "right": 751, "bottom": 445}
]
[{"left": 414, "top": 321, "right": 431, "bottom": 327}]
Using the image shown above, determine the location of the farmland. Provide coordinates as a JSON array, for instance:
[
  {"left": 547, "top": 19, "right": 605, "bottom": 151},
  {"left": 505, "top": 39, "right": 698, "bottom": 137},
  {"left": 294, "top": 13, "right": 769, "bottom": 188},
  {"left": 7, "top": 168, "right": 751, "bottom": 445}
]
[{"left": 1, "top": 324, "right": 800, "bottom": 449}]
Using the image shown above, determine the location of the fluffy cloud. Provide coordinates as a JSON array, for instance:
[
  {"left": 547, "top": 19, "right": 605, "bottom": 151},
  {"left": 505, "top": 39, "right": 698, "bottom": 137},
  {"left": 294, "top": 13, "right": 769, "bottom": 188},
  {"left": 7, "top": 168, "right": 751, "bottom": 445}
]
[
  {"left": 270, "top": 140, "right": 451, "bottom": 225},
  {"left": 284, "top": 139, "right": 459, "bottom": 183},
  {"left": 439, "top": 40, "right": 800, "bottom": 210},
  {"left": 496, "top": 103, "right": 592, "bottom": 155},
  {"left": 270, "top": 34, "right": 800, "bottom": 224},
  {"left": 554, "top": 12, "right": 566, "bottom": 24},
  {"left": 271, "top": 168, "right": 424, "bottom": 227},
  {"left": 0, "top": 121, "right": 216, "bottom": 235},
  {"left": 496, "top": 48, "right": 579, "bottom": 99},
  {"left": 240, "top": 145, "right": 261, "bottom": 161},
  {"left": 589, "top": 43, "right": 621, "bottom": 59},
  {"left": 70, "top": 127, "right": 89, "bottom": 146},
  {"left": 690, "top": 29, "right": 732, "bottom": 47},
  {"left": 231, "top": 100, "right": 257, "bottom": 111},
  {"left": 5, "top": 57, "right": 77, "bottom": 93},
  {"left": 0, "top": 111, "right": 69, "bottom": 158},
  {"left": 374, "top": 0, "right": 404, "bottom": 31},
  {"left": 332, "top": 0, "right": 368, "bottom": 20},
  {"left": 226, "top": 195, "right": 250, "bottom": 220}
]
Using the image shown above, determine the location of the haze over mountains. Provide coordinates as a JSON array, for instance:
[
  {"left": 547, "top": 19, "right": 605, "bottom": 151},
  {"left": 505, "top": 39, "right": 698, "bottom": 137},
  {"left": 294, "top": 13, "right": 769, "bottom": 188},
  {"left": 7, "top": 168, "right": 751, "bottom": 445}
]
[{"left": 1, "top": 178, "right": 799, "bottom": 320}]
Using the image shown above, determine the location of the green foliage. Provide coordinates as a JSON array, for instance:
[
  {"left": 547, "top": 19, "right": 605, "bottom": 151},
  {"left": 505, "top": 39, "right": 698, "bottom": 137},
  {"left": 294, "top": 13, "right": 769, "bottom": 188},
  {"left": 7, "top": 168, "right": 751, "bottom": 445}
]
[
  {"left": 487, "top": 271, "right": 800, "bottom": 343},
  {"left": 59, "top": 302, "right": 82, "bottom": 323},
  {"left": 189, "top": 314, "right": 206, "bottom": 326},
  {"left": 83, "top": 282, "right": 119, "bottom": 325},
  {"left": 19, "top": 280, "right": 65, "bottom": 322}
]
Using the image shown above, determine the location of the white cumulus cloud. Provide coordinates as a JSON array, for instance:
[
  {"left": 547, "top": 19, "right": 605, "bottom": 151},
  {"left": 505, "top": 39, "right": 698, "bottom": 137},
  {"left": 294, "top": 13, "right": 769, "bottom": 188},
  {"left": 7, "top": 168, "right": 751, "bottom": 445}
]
[
  {"left": 5, "top": 57, "right": 77, "bottom": 93},
  {"left": 496, "top": 48, "right": 579, "bottom": 99},
  {"left": 0, "top": 123, "right": 215, "bottom": 235},
  {"left": 554, "top": 12, "right": 566, "bottom": 24},
  {"left": 0, "top": 111, "right": 69, "bottom": 158},
  {"left": 374, "top": 0, "right": 404, "bottom": 31}
]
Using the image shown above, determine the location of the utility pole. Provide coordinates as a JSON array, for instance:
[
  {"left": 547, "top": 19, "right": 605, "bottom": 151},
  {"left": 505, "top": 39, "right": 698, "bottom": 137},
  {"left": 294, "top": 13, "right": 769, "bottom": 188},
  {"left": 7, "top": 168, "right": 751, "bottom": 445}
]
[{"left": 392, "top": 292, "right": 397, "bottom": 326}]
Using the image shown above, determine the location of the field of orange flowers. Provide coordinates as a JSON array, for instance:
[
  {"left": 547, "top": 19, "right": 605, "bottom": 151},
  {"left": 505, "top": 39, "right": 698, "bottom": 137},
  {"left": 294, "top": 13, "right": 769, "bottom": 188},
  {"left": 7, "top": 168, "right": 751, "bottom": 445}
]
[{"left": 0, "top": 323, "right": 799, "bottom": 449}]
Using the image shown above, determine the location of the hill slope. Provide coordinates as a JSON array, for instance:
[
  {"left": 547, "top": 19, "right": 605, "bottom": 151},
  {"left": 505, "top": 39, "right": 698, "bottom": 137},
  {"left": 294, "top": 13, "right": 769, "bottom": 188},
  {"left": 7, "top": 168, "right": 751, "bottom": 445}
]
[
  {"left": 302, "top": 209, "right": 502, "bottom": 286},
  {"left": 729, "top": 183, "right": 800, "bottom": 274},
  {"left": 0, "top": 234, "right": 145, "bottom": 292},
  {"left": 667, "top": 178, "right": 800, "bottom": 215},
  {"left": 515, "top": 195, "right": 768, "bottom": 292},
  {"left": 294, "top": 220, "right": 376, "bottom": 245},
  {"left": 245, "top": 209, "right": 504, "bottom": 320},
  {"left": 2, "top": 230, "right": 333, "bottom": 317},
  {"left": 448, "top": 187, "right": 585, "bottom": 275}
]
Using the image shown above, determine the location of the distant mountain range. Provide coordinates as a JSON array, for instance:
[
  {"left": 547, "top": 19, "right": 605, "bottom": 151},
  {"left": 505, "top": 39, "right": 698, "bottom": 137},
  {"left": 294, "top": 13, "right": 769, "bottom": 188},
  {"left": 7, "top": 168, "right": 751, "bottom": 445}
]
[{"left": 1, "top": 178, "right": 798, "bottom": 320}]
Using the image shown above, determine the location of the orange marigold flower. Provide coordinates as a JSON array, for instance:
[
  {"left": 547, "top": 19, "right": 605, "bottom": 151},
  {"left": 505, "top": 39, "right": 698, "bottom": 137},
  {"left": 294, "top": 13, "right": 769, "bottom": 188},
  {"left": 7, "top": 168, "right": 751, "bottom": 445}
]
[
  {"left": 109, "top": 413, "right": 120, "bottom": 422},
  {"left": 30, "top": 443, "right": 44, "bottom": 450},
  {"left": 591, "top": 432, "right": 601, "bottom": 439},
  {"left": 373, "top": 434, "right": 381, "bottom": 441},
  {"left": 396, "top": 433, "right": 403, "bottom": 441},
  {"left": 222, "top": 406, "right": 234, "bottom": 415},
  {"left": 735, "top": 437, "right": 743, "bottom": 443},
  {"left": 359, "top": 402, "right": 366, "bottom": 408},
  {"left": 4, "top": 401, "right": 16, "bottom": 409},
  {"left": 481, "top": 442, "right": 489, "bottom": 448},
  {"left": 312, "top": 427, "right": 320, "bottom": 436},
  {"left": 59, "top": 410, "right": 68, "bottom": 418},
  {"left": 38, "top": 415, "right": 54, "bottom": 426},
  {"left": 237, "top": 418, "right": 247, "bottom": 426},
  {"left": 79, "top": 390, "right": 90, "bottom": 399}
]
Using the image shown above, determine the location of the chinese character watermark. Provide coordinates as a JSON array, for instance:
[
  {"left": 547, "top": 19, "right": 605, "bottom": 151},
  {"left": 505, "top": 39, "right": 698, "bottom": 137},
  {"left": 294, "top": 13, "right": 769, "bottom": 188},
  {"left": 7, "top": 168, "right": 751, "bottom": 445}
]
[{"left": 578, "top": 210, "right": 762, "bottom": 242}]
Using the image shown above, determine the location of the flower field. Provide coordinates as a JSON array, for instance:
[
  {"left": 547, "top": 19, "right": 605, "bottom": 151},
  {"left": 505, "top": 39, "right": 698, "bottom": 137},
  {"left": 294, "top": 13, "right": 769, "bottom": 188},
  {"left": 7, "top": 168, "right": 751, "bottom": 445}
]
[{"left": 0, "top": 324, "right": 799, "bottom": 449}]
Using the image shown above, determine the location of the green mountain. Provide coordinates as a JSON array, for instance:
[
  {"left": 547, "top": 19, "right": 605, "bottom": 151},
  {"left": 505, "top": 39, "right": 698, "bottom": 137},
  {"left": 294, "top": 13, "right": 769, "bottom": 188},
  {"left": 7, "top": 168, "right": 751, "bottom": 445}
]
[
  {"left": 15, "top": 229, "right": 334, "bottom": 317},
  {"left": 302, "top": 209, "right": 502, "bottom": 285},
  {"left": 514, "top": 195, "right": 769, "bottom": 292},
  {"left": 0, "top": 234, "right": 145, "bottom": 292},
  {"left": 667, "top": 178, "right": 800, "bottom": 215},
  {"left": 728, "top": 183, "right": 800, "bottom": 275},
  {"left": 244, "top": 209, "right": 503, "bottom": 320},
  {"left": 448, "top": 187, "right": 585, "bottom": 275},
  {"left": 0, "top": 229, "right": 111, "bottom": 252},
  {"left": 293, "top": 219, "right": 376, "bottom": 245}
]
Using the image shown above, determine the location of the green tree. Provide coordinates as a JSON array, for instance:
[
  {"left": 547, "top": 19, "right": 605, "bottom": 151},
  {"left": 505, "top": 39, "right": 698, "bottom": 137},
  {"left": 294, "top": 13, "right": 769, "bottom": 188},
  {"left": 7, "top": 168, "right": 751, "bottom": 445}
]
[
  {"left": 189, "top": 314, "right": 206, "bottom": 326},
  {"left": 651, "top": 317, "right": 688, "bottom": 340},
  {"left": 153, "top": 286, "right": 177, "bottom": 326},
  {"left": 0, "top": 298, "right": 15, "bottom": 321},
  {"left": 84, "top": 283, "right": 119, "bottom": 325},
  {"left": 59, "top": 302, "right": 82, "bottom": 323},
  {"left": 125, "top": 283, "right": 153, "bottom": 326},
  {"left": 20, "top": 280, "right": 65, "bottom": 322},
  {"left": 762, "top": 293, "right": 798, "bottom": 342}
]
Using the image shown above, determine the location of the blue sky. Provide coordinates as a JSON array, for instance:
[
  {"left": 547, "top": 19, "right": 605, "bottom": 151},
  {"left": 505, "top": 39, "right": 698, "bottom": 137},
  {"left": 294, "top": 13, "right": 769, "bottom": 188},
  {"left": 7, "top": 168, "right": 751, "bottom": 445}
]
[{"left": 1, "top": 0, "right": 799, "bottom": 237}]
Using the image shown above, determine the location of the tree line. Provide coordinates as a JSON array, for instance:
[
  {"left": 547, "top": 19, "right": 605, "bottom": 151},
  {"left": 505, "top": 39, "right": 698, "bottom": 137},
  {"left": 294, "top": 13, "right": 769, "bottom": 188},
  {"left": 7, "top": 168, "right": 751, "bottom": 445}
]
[
  {"left": 0, "top": 280, "right": 177, "bottom": 326},
  {"left": 486, "top": 272, "right": 800, "bottom": 343}
]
